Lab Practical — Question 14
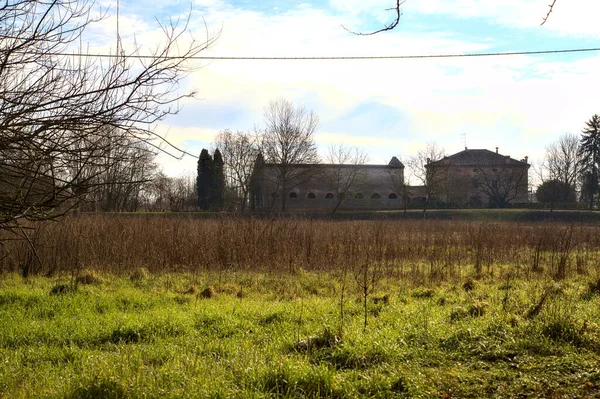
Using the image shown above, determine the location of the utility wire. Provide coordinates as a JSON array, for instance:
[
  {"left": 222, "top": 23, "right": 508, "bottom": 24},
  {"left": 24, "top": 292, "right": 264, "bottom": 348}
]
[{"left": 18, "top": 46, "right": 600, "bottom": 60}]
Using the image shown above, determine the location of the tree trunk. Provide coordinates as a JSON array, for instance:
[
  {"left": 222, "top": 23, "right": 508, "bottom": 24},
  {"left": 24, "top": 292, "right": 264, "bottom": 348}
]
[{"left": 332, "top": 197, "right": 343, "bottom": 215}]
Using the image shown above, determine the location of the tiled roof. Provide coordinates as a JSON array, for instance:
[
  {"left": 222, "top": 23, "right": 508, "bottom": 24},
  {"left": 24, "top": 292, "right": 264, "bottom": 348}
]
[
  {"left": 428, "top": 149, "right": 528, "bottom": 166},
  {"left": 262, "top": 157, "right": 404, "bottom": 169}
]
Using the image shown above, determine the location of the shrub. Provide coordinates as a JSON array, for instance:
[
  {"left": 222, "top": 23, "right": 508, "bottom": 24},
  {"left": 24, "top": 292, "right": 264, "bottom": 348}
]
[
  {"left": 50, "top": 284, "right": 75, "bottom": 295},
  {"left": 199, "top": 287, "right": 216, "bottom": 299},
  {"left": 129, "top": 268, "right": 150, "bottom": 282},
  {"left": 76, "top": 271, "right": 103, "bottom": 285}
]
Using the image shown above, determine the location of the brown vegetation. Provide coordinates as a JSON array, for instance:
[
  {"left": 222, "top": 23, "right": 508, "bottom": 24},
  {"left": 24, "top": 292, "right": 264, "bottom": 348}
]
[{"left": 2, "top": 215, "right": 600, "bottom": 283}]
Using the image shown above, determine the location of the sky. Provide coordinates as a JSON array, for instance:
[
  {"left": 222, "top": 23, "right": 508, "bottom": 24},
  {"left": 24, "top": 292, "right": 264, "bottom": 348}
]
[{"left": 88, "top": 0, "right": 599, "bottom": 183}]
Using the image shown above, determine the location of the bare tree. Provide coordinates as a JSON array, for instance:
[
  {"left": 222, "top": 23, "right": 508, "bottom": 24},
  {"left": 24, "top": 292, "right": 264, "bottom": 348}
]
[
  {"left": 260, "top": 99, "right": 319, "bottom": 212},
  {"left": 70, "top": 129, "right": 159, "bottom": 212},
  {"left": 408, "top": 143, "right": 446, "bottom": 218},
  {"left": 144, "top": 172, "right": 196, "bottom": 212},
  {"left": 351, "top": 1, "right": 558, "bottom": 34},
  {"left": 323, "top": 144, "right": 369, "bottom": 215},
  {"left": 474, "top": 166, "right": 529, "bottom": 208},
  {"left": 0, "top": 0, "right": 216, "bottom": 235},
  {"left": 214, "top": 129, "right": 260, "bottom": 212},
  {"left": 544, "top": 133, "right": 580, "bottom": 197}
]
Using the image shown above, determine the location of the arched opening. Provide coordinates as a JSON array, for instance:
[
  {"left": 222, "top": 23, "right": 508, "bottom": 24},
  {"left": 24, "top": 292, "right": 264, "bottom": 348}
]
[
  {"left": 289, "top": 192, "right": 298, "bottom": 199},
  {"left": 307, "top": 192, "right": 316, "bottom": 199},
  {"left": 388, "top": 193, "right": 398, "bottom": 199},
  {"left": 325, "top": 193, "right": 334, "bottom": 199},
  {"left": 371, "top": 193, "right": 381, "bottom": 199},
  {"left": 354, "top": 193, "right": 363, "bottom": 199}
]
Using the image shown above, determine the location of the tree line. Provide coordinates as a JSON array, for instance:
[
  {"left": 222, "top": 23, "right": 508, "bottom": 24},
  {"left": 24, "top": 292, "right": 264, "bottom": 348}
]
[
  {"left": 196, "top": 104, "right": 600, "bottom": 213},
  {"left": 536, "top": 114, "right": 600, "bottom": 210}
]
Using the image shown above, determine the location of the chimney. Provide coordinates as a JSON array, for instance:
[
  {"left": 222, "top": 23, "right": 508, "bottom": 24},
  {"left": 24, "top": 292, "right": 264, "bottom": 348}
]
[
  {"left": 495, "top": 147, "right": 499, "bottom": 154},
  {"left": 524, "top": 156, "right": 528, "bottom": 164}
]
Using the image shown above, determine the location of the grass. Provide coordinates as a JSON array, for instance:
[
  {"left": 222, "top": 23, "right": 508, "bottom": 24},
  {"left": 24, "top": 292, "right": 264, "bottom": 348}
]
[
  {"left": 2, "top": 215, "right": 600, "bottom": 396},
  {"left": 0, "top": 271, "right": 599, "bottom": 398}
]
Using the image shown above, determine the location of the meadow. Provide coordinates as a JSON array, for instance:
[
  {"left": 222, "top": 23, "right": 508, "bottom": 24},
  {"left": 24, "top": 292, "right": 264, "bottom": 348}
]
[{"left": 0, "top": 215, "right": 599, "bottom": 398}]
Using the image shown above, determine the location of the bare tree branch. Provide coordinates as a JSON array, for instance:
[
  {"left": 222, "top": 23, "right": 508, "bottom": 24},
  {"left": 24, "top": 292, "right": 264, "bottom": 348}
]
[
  {"left": 541, "top": 0, "right": 558, "bottom": 26},
  {"left": 259, "top": 99, "right": 320, "bottom": 212},
  {"left": 323, "top": 144, "right": 369, "bottom": 214},
  {"left": 342, "top": 0, "right": 405, "bottom": 36},
  {"left": 0, "top": 0, "right": 216, "bottom": 233}
]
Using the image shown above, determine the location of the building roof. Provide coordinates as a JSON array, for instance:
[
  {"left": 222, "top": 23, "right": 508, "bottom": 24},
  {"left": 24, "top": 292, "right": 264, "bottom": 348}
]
[
  {"left": 427, "top": 149, "right": 529, "bottom": 167},
  {"left": 262, "top": 156, "right": 404, "bottom": 169}
]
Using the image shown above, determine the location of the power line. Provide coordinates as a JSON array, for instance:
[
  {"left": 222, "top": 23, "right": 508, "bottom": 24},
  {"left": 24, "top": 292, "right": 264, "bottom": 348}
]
[{"left": 22, "top": 46, "right": 600, "bottom": 61}]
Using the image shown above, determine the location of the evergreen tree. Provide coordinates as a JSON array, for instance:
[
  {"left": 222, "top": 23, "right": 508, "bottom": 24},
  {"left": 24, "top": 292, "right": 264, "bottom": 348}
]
[
  {"left": 212, "top": 149, "right": 225, "bottom": 209},
  {"left": 197, "top": 149, "right": 213, "bottom": 210},
  {"left": 578, "top": 114, "right": 600, "bottom": 209},
  {"left": 536, "top": 179, "right": 576, "bottom": 210}
]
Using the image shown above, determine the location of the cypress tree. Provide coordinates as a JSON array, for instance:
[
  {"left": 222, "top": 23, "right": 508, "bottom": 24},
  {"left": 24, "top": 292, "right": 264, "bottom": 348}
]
[
  {"left": 212, "top": 149, "right": 225, "bottom": 209},
  {"left": 197, "top": 149, "right": 213, "bottom": 210}
]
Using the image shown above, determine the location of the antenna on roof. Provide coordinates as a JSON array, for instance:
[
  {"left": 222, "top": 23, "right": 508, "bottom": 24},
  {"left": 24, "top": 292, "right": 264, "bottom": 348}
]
[{"left": 461, "top": 133, "right": 467, "bottom": 150}]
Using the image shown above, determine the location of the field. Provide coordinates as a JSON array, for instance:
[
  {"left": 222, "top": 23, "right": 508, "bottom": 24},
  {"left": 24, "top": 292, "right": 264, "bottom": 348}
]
[{"left": 1, "top": 215, "right": 600, "bottom": 398}]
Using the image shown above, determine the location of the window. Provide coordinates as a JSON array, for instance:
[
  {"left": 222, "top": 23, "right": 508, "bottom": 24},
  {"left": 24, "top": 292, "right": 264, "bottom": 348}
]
[
  {"left": 307, "top": 192, "right": 316, "bottom": 199},
  {"left": 472, "top": 178, "right": 479, "bottom": 189},
  {"left": 371, "top": 193, "right": 381, "bottom": 199},
  {"left": 492, "top": 180, "right": 498, "bottom": 190},
  {"left": 270, "top": 192, "right": 279, "bottom": 198},
  {"left": 354, "top": 193, "right": 363, "bottom": 199},
  {"left": 389, "top": 193, "right": 398, "bottom": 199},
  {"left": 473, "top": 169, "right": 477, "bottom": 173},
  {"left": 325, "top": 193, "right": 334, "bottom": 199},
  {"left": 492, "top": 168, "right": 497, "bottom": 172},
  {"left": 289, "top": 192, "right": 298, "bottom": 199}
]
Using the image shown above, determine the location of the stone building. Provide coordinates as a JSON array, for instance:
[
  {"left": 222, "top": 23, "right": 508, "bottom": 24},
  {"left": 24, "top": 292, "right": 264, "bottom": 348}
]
[
  {"left": 250, "top": 156, "right": 406, "bottom": 211},
  {"left": 426, "top": 148, "right": 530, "bottom": 208},
  {"left": 249, "top": 148, "right": 530, "bottom": 212}
]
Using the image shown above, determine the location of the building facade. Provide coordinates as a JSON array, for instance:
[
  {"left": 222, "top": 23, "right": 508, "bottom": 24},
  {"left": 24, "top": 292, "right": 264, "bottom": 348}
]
[
  {"left": 249, "top": 148, "right": 530, "bottom": 211},
  {"left": 250, "top": 157, "right": 406, "bottom": 211},
  {"left": 426, "top": 148, "right": 530, "bottom": 208}
]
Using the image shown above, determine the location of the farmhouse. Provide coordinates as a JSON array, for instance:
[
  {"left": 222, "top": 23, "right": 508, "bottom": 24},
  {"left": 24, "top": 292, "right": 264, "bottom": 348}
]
[
  {"left": 426, "top": 148, "right": 530, "bottom": 208},
  {"left": 249, "top": 148, "right": 530, "bottom": 211},
  {"left": 250, "top": 156, "right": 406, "bottom": 211}
]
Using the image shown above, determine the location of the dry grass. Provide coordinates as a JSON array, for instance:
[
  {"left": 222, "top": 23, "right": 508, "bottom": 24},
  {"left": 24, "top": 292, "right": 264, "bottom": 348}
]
[
  {"left": 2, "top": 215, "right": 600, "bottom": 284},
  {"left": 199, "top": 287, "right": 216, "bottom": 298}
]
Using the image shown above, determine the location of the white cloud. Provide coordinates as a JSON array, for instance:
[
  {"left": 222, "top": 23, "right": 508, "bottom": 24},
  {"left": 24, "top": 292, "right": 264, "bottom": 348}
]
[
  {"left": 88, "top": 1, "right": 600, "bottom": 177},
  {"left": 408, "top": 0, "right": 600, "bottom": 38}
]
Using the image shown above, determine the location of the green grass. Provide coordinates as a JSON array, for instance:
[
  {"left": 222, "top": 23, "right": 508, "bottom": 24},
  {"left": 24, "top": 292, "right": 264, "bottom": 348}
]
[{"left": 0, "top": 272, "right": 599, "bottom": 398}]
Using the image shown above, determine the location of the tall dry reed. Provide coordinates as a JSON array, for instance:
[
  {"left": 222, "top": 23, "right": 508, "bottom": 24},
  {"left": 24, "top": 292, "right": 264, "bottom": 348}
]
[{"left": 2, "top": 215, "right": 600, "bottom": 282}]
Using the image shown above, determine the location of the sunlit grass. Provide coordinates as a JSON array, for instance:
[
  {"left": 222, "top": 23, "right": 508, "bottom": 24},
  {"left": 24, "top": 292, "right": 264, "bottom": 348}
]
[{"left": 0, "top": 271, "right": 599, "bottom": 398}]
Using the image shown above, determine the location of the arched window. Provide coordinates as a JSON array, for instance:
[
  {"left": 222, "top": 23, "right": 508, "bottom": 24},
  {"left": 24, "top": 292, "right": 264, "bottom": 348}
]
[
  {"left": 325, "top": 193, "right": 334, "bottom": 199},
  {"left": 289, "top": 192, "right": 298, "bottom": 199},
  {"left": 371, "top": 193, "right": 381, "bottom": 199},
  {"left": 307, "top": 192, "right": 316, "bottom": 199},
  {"left": 389, "top": 193, "right": 398, "bottom": 199},
  {"left": 355, "top": 193, "right": 363, "bottom": 199}
]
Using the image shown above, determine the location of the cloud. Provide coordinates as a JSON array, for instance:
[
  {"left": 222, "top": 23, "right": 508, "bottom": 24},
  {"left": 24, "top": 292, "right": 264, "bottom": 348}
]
[
  {"left": 408, "top": 0, "right": 600, "bottom": 38},
  {"left": 87, "top": 0, "right": 599, "bottom": 178}
]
